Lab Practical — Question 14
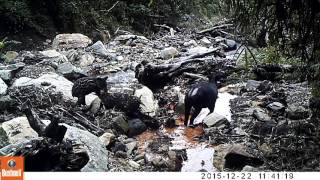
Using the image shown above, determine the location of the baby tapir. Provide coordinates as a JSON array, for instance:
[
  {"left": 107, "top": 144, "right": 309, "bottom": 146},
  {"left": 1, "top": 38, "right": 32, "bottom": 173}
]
[
  {"left": 72, "top": 76, "right": 108, "bottom": 105},
  {"left": 184, "top": 73, "right": 222, "bottom": 127}
]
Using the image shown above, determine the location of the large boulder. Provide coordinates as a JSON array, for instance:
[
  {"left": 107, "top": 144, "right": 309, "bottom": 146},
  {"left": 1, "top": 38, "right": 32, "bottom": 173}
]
[
  {"left": 52, "top": 33, "right": 92, "bottom": 50},
  {"left": 63, "top": 124, "right": 109, "bottom": 172},
  {"left": 1, "top": 117, "right": 38, "bottom": 144},
  {"left": 134, "top": 86, "right": 158, "bottom": 117},
  {"left": 12, "top": 73, "right": 75, "bottom": 101}
]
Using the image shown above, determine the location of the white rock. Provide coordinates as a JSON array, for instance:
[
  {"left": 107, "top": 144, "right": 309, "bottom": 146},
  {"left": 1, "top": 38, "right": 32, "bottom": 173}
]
[
  {"left": 99, "top": 132, "right": 115, "bottom": 147},
  {"left": 63, "top": 124, "right": 109, "bottom": 172},
  {"left": 134, "top": 86, "right": 159, "bottom": 117},
  {"left": 187, "top": 46, "right": 209, "bottom": 55},
  {"left": 183, "top": 40, "right": 198, "bottom": 47},
  {"left": 52, "top": 33, "right": 92, "bottom": 49},
  {"left": 79, "top": 53, "right": 95, "bottom": 67},
  {"left": 128, "top": 160, "right": 140, "bottom": 169},
  {"left": 200, "top": 37, "right": 211, "bottom": 46},
  {"left": 0, "top": 78, "right": 8, "bottom": 95},
  {"left": 160, "top": 47, "right": 179, "bottom": 60},
  {"left": 12, "top": 73, "right": 75, "bottom": 101},
  {"left": 1, "top": 117, "right": 38, "bottom": 144}
]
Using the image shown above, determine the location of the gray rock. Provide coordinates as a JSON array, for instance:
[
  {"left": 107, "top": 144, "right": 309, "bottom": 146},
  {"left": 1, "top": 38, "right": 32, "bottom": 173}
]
[
  {"left": 258, "top": 80, "right": 273, "bottom": 92},
  {"left": 1, "top": 117, "right": 38, "bottom": 144},
  {"left": 213, "top": 144, "right": 263, "bottom": 171},
  {"left": 0, "top": 70, "right": 13, "bottom": 82},
  {"left": 0, "top": 78, "right": 8, "bottom": 95},
  {"left": 4, "top": 51, "right": 19, "bottom": 62},
  {"left": 128, "top": 160, "right": 140, "bottom": 169},
  {"left": 286, "top": 105, "right": 309, "bottom": 120},
  {"left": 126, "top": 141, "right": 137, "bottom": 156},
  {"left": 267, "top": 102, "right": 285, "bottom": 111},
  {"left": 200, "top": 37, "right": 211, "bottom": 46},
  {"left": 160, "top": 47, "right": 179, "bottom": 60},
  {"left": 0, "top": 62, "right": 24, "bottom": 82},
  {"left": 88, "top": 41, "right": 116, "bottom": 59},
  {"left": 112, "top": 115, "right": 129, "bottom": 134},
  {"left": 52, "top": 33, "right": 92, "bottom": 49},
  {"left": 12, "top": 73, "right": 75, "bottom": 101},
  {"left": 114, "top": 35, "right": 148, "bottom": 42},
  {"left": 63, "top": 124, "right": 109, "bottom": 172},
  {"left": 128, "top": 119, "right": 147, "bottom": 137},
  {"left": 134, "top": 86, "right": 158, "bottom": 117},
  {"left": 99, "top": 132, "right": 115, "bottom": 147},
  {"left": 203, "top": 113, "right": 230, "bottom": 128},
  {"left": 253, "top": 108, "right": 272, "bottom": 122},
  {"left": 223, "top": 39, "right": 237, "bottom": 51},
  {"left": 40, "top": 50, "right": 68, "bottom": 65},
  {"left": 0, "top": 95, "right": 17, "bottom": 111},
  {"left": 241, "top": 165, "right": 260, "bottom": 172},
  {"left": 16, "top": 64, "right": 55, "bottom": 79},
  {"left": 245, "top": 80, "right": 261, "bottom": 92},
  {"left": 57, "top": 62, "right": 87, "bottom": 80},
  {"left": 88, "top": 96, "right": 102, "bottom": 114},
  {"left": 133, "top": 153, "right": 145, "bottom": 161}
]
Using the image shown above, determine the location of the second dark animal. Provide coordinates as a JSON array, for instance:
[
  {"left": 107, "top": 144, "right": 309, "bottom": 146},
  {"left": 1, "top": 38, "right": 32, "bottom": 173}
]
[
  {"left": 184, "top": 74, "right": 221, "bottom": 127},
  {"left": 72, "top": 76, "right": 108, "bottom": 105}
]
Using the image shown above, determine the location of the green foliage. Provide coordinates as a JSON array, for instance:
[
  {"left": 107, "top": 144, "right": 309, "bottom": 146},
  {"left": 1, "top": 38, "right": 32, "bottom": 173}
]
[
  {"left": 0, "top": 127, "right": 9, "bottom": 149},
  {"left": 237, "top": 45, "right": 303, "bottom": 70},
  {"left": 192, "top": 0, "right": 224, "bottom": 19}
]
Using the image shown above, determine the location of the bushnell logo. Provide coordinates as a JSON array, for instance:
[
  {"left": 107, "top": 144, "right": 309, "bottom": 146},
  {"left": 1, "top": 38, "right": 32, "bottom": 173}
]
[{"left": 0, "top": 156, "right": 24, "bottom": 180}]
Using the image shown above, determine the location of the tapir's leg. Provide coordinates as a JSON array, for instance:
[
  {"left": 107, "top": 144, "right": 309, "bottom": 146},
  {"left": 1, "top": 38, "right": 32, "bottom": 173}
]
[
  {"left": 79, "top": 96, "right": 86, "bottom": 105},
  {"left": 189, "top": 108, "right": 201, "bottom": 126},
  {"left": 209, "top": 103, "right": 216, "bottom": 114},
  {"left": 184, "top": 99, "right": 191, "bottom": 126}
]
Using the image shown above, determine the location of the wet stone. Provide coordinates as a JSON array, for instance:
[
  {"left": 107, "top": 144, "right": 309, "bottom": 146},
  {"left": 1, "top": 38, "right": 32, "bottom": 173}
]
[
  {"left": 128, "top": 119, "right": 147, "bottom": 137},
  {"left": 286, "top": 105, "right": 309, "bottom": 120},
  {"left": 267, "top": 102, "right": 285, "bottom": 111},
  {"left": 253, "top": 108, "right": 272, "bottom": 122},
  {"left": 245, "top": 80, "right": 261, "bottom": 92}
]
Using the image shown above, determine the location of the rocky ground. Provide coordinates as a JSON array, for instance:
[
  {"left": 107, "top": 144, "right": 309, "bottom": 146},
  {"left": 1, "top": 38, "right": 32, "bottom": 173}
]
[{"left": 0, "top": 21, "right": 319, "bottom": 172}]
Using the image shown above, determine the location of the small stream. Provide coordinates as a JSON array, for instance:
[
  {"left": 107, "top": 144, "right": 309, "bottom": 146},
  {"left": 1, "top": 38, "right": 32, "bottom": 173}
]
[{"left": 137, "top": 88, "right": 237, "bottom": 172}]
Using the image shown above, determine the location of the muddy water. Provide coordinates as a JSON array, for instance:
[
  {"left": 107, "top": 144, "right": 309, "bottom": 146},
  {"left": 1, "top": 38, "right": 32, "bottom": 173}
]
[{"left": 137, "top": 90, "right": 237, "bottom": 172}]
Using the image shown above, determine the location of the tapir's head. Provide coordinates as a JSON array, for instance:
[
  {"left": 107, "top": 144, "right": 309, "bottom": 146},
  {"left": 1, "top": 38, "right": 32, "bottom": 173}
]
[
  {"left": 208, "top": 71, "right": 225, "bottom": 84},
  {"left": 96, "top": 76, "right": 108, "bottom": 90}
]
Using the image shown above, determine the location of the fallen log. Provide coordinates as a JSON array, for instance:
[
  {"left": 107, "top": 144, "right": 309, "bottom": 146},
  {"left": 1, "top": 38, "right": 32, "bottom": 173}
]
[
  {"left": 21, "top": 100, "right": 67, "bottom": 142},
  {"left": 135, "top": 47, "right": 223, "bottom": 90}
]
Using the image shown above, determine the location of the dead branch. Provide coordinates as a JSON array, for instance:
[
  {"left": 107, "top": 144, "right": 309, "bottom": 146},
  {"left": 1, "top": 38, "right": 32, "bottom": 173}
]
[{"left": 197, "top": 24, "right": 234, "bottom": 34}]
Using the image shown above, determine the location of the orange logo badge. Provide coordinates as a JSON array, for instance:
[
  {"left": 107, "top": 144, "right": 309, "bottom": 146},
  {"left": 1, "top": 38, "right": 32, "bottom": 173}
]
[{"left": 0, "top": 156, "right": 24, "bottom": 180}]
